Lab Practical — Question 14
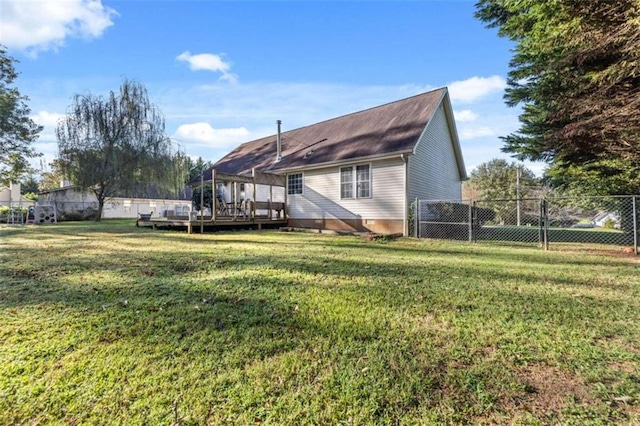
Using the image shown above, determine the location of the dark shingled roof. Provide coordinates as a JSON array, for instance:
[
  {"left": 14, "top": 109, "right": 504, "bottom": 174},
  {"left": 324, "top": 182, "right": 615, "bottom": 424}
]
[{"left": 200, "top": 88, "right": 448, "bottom": 181}]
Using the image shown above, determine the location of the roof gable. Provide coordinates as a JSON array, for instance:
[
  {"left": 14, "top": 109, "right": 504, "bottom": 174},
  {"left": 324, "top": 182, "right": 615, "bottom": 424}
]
[{"left": 205, "top": 88, "right": 453, "bottom": 179}]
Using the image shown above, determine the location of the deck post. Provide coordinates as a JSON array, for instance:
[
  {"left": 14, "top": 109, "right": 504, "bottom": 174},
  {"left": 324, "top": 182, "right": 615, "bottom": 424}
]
[
  {"left": 283, "top": 177, "right": 288, "bottom": 220},
  {"left": 200, "top": 173, "right": 204, "bottom": 234},
  {"left": 269, "top": 185, "right": 274, "bottom": 219},
  {"left": 212, "top": 170, "right": 216, "bottom": 223},
  {"left": 233, "top": 181, "right": 238, "bottom": 220},
  {"left": 252, "top": 168, "right": 257, "bottom": 222}
]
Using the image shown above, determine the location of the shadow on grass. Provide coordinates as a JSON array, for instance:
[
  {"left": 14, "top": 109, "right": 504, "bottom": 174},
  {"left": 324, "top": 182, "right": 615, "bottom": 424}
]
[
  {"left": 2, "top": 225, "right": 639, "bottom": 424},
  {"left": 3, "top": 242, "right": 638, "bottom": 335}
]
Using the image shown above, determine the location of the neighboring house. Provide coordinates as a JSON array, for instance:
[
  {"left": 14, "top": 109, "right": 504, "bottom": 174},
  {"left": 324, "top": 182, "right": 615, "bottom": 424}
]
[
  {"left": 38, "top": 186, "right": 193, "bottom": 220},
  {"left": 0, "top": 183, "right": 36, "bottom": 224},
  {"left": 200, "top": 87, "right": 467, "bottom": 235},
  {"left": 0, "top": 183, "right": 35, "bottom": 208},
  {"left": 593, "top": 212, "right": 621, "bottom": 229}
]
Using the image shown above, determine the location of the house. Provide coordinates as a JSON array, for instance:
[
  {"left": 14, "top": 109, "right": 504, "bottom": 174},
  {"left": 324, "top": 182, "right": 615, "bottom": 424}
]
[
  {"left": 38, "top": 185, "right": 193, "bottom": 220},
  {"left": 198, "top": 87, "right": 467, "bottom": 235},
  {"left": 0, "top": 183, "right": 36, "bottom": 223},
  {"left": 593, "top": 212, "right": 620, "bottom": 229},
  {"left": 0, "top": 183, "right": 35, "bottom": 208}
]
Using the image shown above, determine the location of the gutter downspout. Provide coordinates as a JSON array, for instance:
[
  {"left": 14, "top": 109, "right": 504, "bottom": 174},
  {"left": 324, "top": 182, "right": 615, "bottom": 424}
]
[{"left": 401, "top": 153, "right": 409, "bottom": 236}]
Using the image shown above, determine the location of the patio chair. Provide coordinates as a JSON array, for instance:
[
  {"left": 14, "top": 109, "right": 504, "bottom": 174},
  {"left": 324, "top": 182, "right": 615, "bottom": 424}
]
[{"left": 216, "top": 197, "right": 228, "bottom": 216}]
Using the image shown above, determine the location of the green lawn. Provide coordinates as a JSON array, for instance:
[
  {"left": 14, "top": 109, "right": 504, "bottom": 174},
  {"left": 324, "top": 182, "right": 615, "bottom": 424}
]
[{"left": 1, "top": 221, "right": 639, "bottom": 425}]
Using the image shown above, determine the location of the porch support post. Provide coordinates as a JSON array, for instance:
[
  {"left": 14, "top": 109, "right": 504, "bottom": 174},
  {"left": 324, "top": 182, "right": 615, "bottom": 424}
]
[
  {"left": 270, "top": 184, "right": 274, "bottom": 219},
  {"left": 200, "top": 173, "right": 204, "bottom": 234},
  {"left": 252, "top": 169, "right": 257, "bottom": 222},
  {"left": 233, "top": 181, "right": 238, "bottom": 220},
  {"left": 212, "top": 170, "right": 216, "bottom": 223}
]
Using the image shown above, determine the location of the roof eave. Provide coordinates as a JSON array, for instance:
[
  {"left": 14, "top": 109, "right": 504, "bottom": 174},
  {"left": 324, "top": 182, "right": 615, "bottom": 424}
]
[
  {"left": 268, "top": 150, "right": 414, "bottom": 174},
  {"left": 440, "top": 90, "right": 468, "bottom": 180}
]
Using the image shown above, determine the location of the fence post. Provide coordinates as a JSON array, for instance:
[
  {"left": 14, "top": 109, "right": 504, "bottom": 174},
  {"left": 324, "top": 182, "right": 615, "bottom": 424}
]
[
  {"left": 543, "top": 198, "right": 549, "bottom": 251},
  {"left": 633, "top": 196, "right": 638, "bottom": 256},
  {"left": 538, "top": 198, "right": 544, "bottom": 248},
  {"left": 414, "top": 198, "right": 419, "bottom": 238},
  {"left": 468, "top": 201, "right": 474, "bottom": 243}
]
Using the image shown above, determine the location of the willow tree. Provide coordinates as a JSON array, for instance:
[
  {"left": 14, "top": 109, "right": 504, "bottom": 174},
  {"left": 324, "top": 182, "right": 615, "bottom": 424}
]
[{"left": 56, "top": 80, "right": 182, "bottom": 220}]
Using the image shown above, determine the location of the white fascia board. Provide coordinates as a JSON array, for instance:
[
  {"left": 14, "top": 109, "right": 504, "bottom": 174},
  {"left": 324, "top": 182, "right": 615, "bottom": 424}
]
[{"left": 272, "top": 150, "right": 413, "bottom": 174}]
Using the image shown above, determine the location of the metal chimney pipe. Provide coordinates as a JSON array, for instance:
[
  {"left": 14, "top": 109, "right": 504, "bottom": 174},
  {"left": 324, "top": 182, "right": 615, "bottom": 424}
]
[{"left": 276, "top": 120, "right": 282, "bottom": 162}]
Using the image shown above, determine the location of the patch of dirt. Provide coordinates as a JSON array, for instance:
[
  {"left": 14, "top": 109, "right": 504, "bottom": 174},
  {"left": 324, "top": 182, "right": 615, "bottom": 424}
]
[
  {"left": 508, "top": 364, "right": 596, "bottom": 417},
  {"left": 555, "top": 245, "right": 640, "bottom": 262},
  {"left": 609, "top": 360, "right": 638, "bottom": 375},
  {"left": 595, "top": 336, "right": 640, "bottom": 356}
]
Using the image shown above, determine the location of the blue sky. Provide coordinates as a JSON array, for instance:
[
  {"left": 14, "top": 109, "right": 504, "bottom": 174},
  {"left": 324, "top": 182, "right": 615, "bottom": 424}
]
[{"left": 1, "top": 0, "right": 543, "bottom": 176}]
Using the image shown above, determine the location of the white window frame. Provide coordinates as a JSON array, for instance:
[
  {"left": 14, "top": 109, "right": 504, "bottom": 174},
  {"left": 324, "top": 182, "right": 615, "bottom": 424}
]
[
  {"left": 340, "top": 166, "right": 354, "bottom": 199},
  {"left": 287, "top": 173, "right": 303, "bottom": 195},
  {"left": 340, "top": 163, "right": 371, "bottom": 199}
]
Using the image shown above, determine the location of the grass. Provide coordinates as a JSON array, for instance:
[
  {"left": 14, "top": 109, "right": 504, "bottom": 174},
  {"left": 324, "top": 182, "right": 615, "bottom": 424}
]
[{"left": 1, "top": 220, "right": 639, "bottom": 425}]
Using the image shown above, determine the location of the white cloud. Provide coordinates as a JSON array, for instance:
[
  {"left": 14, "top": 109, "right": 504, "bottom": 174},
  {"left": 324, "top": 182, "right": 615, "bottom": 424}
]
[
  {"left": 454, "top": 109, "right": 478, "bottom": 122},
  {"left": 173, "top": 122, "right": 250, "bottom": 149},
  {"left": 32, "top": 110, "right": 65, "bottom": 129},
  {"left": 1, "top": 0, "right": 117, "bottom": 55},
  {"left": 459, "top": 126, "right": 496, "bottom": 140},
  {"left": 29, "top": 111, "right": 65, "bottom": 168},
  {"left": 448, "top": 75, "right": 506, "bottom": 104},
  {"left": 176, "top": 52, "right": 238, "bottom": 83}
]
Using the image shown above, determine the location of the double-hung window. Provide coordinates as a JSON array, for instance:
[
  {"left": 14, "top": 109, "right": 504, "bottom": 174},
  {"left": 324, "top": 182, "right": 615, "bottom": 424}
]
[
  {"left": 340, "top": 164, "right": 371, "bottom": 199},
  {"left": 287, "top": 173, "right": 303, "bottom": 195},
  {"left": 340, "top": 167, "right": 353, "bottom": 199}
]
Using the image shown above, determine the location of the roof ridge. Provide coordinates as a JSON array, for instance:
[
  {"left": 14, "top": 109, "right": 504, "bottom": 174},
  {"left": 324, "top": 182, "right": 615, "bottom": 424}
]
[
  {"left": 282, "top": 86, "right": 447, "bottom": 135},
  {"left": 234, "top": 87, "right": 447, "bottom": 146}
]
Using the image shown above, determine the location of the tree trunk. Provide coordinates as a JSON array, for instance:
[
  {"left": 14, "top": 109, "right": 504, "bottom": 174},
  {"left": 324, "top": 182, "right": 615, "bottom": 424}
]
[{"left": 95, "top": 197, "right": 104, "bottom": 222}]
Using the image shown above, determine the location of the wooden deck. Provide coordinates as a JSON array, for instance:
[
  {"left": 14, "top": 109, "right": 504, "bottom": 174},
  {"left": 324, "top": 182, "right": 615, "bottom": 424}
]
[
  {"left": 143, "top": 167, "right": 289, "bottom": 233},
  {"left": 136, "top": 215, "right": 288, "bottom": 233}
]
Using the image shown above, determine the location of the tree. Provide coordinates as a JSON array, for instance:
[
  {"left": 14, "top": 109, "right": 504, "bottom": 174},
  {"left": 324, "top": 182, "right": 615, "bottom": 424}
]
[
  {"left": 466, "top": 159, "right": 538, "bottom": 224},
  {"left": 38, "top": 159, "right": 66, "bottom": 192},
  {"left": 467, "top": 159, "right": 537, "bottom": 200},
  {"left": 475, "top": 1, "right": 640, "bottom": 191},
  {"left": 186, "top": 156, "right": 213, "bottom": 183},
  {"left": 184, "top": 157, "right": 215, "bottom": 212},
  {"left": 0, "top": 45, "right": 42, "bottom": 185},
  {"left": 20, "top": 174, "right": 40, "bottom": 194},
  {"left": 545, "top": 158, "right": 640, "bottom": 198},
  {"left": 56, "top": 79, "right": 184, "bottom": 220},
  {"left": 192, "top": 184, "right": 214, "bottom": 213}
]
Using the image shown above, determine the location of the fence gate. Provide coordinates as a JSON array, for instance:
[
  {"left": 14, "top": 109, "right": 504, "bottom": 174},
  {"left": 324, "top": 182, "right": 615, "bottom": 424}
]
[{"left": 414, "top": 200, "right": 474, "bottom": 242}]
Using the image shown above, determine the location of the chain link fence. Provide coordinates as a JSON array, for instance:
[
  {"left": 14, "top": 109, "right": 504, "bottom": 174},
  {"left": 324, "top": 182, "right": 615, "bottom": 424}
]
[{"left": 411, "top": 196, "right": 639, "bottom": 254}]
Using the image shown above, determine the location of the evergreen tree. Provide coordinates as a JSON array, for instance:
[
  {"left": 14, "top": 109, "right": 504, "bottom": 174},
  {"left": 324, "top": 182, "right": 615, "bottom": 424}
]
[{"left": 475, "top": 0, "right": 640, "bottom": 193}]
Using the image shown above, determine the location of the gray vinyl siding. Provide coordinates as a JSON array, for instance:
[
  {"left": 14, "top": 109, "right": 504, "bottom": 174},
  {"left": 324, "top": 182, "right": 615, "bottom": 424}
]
[
  {"left": 287, "top": 157, "right": 405, "bottom": 220},
  {"left": 407, "top": 105, "right": 462, "bottom": 202}
]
